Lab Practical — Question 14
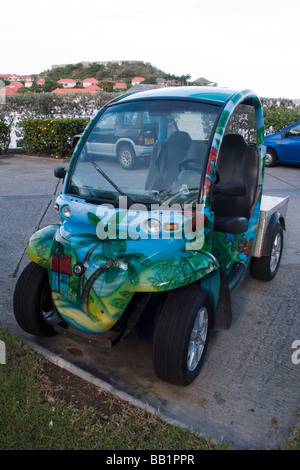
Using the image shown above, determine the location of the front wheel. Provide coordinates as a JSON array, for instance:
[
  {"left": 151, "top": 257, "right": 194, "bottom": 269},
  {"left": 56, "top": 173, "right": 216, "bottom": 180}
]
[
  {"left": 13, "top": 262, "right": 58, "bottom": 336},
  {"left": 265, "top": 148, "right": 278, "bottom": 167},
  {"left": 250, "top": 223, "right": 283, "bottom": 281},
  {"left": 152, "top": 285, "right": 212, "bottom": 386}
]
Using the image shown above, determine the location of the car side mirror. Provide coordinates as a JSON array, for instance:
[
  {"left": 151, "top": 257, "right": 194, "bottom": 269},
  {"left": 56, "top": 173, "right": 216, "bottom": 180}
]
[
  {"left": 212, "top": 181, "right": 247, "bottom": 196},
  {"left": 54, "top": 167, "right": 66, "bottom": 179}
]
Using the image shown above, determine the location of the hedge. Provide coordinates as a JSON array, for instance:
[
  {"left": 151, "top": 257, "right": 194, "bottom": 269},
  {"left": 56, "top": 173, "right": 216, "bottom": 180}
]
[
  {"left": 0, "top": 121, "right": 10, "bottom": 154},
  {"left": 263, "top": 107, "right": 300, "bottom": 134},
  {"left": 20, "top": 117, "right": 90, "bottom": 158}
]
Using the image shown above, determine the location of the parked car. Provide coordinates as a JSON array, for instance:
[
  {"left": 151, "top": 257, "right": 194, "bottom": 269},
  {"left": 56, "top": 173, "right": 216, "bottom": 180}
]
[
  {"left": 72, "top": 110, "right": 158, "bottom": 169},
  {"left": 264, "top": 121, "right": 300, "bottom": 167}
]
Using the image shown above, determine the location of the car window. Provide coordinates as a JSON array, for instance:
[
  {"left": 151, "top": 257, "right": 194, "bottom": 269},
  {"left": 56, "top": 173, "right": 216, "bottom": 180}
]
[
  {"left": 123, "top": 112, "right": 138, "bottom": 127},
  {"left": 97, "top": 114, "right": 117, "bottom": 130},
  {"left": 288, "top": 124, "right": 300, "bottom": 137},
  {"left": 225, "top": 103, "right": 257, "bottom": 143},
  {"left": 175, "top": 110, "right": 215, "bottom": 140}
]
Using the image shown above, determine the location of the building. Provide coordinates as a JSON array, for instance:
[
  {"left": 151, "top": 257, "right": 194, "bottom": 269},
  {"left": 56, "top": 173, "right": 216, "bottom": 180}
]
[
  {"left": 131, "top": 77, "right": 145, "bottom": 85},
  {"left": 113, "top": 82, "right": 127, "bottom": 90},
  {"left": 8, "top": 81, "right": 23, "bottom": 89},
  {"left": 0, "top": 86, "right": 18, "bottom": 95},
  {"left": 57, "top": 78, "right": 77, "bottom": 88},
  {"left": 83, "top": 78, "right": 98, "bottom": 88}
]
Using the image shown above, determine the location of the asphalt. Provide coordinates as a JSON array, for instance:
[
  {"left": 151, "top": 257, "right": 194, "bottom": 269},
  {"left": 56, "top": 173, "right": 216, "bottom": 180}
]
[{"left": 0, "top": 153, "right": 299, "bottom": 450}]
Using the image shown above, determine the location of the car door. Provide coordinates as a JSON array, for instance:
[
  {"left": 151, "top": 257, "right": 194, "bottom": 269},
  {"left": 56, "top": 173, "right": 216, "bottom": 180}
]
[
  {"left": 280, "top": 123, "right": 300, "bottom": 163},
  {"left": 88, "top": 113, "right": 117, "bottom": 157}
]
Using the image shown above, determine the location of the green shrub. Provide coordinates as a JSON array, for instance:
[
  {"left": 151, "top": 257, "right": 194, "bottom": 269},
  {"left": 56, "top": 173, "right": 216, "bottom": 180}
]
[
  {"left": 20, "top": 117, "right": 90, "bottom": 158},
  {"left": 263, "top": 107, "right": 300, "bottom": 133},
  {"left": 0, "top": 121, "right": 10, "bottom": 154}
]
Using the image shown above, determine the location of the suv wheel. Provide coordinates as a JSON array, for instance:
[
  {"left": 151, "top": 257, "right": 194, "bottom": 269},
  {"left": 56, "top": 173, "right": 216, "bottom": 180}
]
[{"left": 118, "top": 144, "right": 136, "bottom": 170}]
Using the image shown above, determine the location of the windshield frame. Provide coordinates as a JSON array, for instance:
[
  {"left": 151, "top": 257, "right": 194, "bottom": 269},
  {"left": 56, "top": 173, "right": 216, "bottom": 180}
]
[{"left": 65, "top": 97, "right": 223, "bottom": 208}]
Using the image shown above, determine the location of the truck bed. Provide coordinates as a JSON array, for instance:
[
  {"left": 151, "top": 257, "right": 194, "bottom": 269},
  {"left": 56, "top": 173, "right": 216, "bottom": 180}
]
[{"left": 252, "top": 195, "right": 289, "bottom": 258}]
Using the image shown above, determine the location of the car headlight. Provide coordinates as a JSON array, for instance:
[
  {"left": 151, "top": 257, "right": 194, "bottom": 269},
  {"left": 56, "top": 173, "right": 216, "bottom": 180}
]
[
  {"left": 145, "top": 218, "right": 161, "bottom": 234},
  {"left": 61, "top": 205, "right": 71, "bottom": 218}
]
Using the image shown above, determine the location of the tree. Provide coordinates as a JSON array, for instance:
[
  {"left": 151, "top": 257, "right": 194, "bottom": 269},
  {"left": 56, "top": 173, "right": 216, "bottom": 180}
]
[
  {"left": 43, "top": 79, "right": 62, "bottom": 93},
  {"left": 142, "top": 75, "right": 157, "bottom": 84},
  {"left": 99, "top": 81, "right": 115, "bottom": 92}
]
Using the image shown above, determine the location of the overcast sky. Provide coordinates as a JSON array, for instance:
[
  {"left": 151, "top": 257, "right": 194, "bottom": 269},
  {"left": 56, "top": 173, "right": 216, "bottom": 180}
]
[{"left": 1, "top": 0, "right": 299, "bottom": 99}]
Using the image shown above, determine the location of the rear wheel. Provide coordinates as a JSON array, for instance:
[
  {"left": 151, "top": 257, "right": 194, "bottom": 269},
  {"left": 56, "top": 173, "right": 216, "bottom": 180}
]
[
  {"left": 13, "top": 262, "right": 58, "bottom": 336},
  {"left": 118, "top": 143, "right": 136, "bottom": 170},
  {"left": 152, "top": 285, "right": 212, "bottom": 386},
  {"left": 250, "top": 223, "right": 283, "bottom": 281}
]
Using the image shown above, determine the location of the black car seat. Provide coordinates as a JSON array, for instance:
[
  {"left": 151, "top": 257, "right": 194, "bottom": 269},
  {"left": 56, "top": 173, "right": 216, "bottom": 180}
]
[
  {"left": 212, "top": 134, "right": 261, "bottom": 234},
  {"left": 145, "top": 131, "right": 191, "bottom": 191},
  {"left": 176, "top": 140, "right": 208, "bottom": 188}
]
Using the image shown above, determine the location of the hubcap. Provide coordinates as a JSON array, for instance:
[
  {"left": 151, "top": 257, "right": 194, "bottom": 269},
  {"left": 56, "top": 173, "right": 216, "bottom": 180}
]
[
  {"left": 187, "top": 307, "right": 208, "bottom": 371},
  {"left": 265, "top": 153, "right": 272, "bottom": 165},
  {"left": 120, "top": 149, "right": 132, "bottom": 168},
  {"left": 270, "top": 232, "right": 282, "bottom": 273}
]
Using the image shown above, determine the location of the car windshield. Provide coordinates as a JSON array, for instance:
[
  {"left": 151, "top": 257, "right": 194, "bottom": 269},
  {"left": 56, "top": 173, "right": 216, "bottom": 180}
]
[{"left": 67, "top": 99, "right": 220, "bottom": 206}]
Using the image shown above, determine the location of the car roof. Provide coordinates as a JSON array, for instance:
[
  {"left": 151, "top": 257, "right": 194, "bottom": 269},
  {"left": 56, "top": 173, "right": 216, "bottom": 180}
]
[{"left": 115, "top": 86, "right": 242, "bottom": 105}]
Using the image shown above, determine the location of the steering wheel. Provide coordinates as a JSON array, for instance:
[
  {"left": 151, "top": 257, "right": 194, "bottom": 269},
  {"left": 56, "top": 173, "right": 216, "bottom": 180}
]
[{"left": 178, "top": 159, "right": 202, "bottom": 173}]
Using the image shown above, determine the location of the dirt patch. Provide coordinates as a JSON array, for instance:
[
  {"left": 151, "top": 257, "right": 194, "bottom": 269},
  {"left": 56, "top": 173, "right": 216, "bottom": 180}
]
[{"left": 38, "top": 359, "right": 125, "bottom": 421}]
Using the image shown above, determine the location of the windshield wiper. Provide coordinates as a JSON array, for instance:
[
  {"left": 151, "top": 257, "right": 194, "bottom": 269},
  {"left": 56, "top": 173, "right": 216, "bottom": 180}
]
[{"left": 85, "top": 154, "right": 135, "bottom": 205}]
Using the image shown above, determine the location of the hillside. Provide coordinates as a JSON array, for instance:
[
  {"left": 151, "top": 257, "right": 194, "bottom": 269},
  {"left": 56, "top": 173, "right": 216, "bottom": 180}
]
[{"left": 37, "top": 61, "right": 172, "bottom": 85}]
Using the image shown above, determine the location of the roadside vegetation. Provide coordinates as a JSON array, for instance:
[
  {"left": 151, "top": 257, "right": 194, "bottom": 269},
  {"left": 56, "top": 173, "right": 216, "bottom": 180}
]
[{"left": 0, "top": 326, "right": 229, "bottom": 451}]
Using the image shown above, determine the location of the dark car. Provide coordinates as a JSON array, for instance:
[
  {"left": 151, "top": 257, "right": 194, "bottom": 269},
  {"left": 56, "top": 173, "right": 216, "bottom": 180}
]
[
  {"left": 72, "top": 110, "right": 158, "bottom": 169},
  {"left": 264, "top": 121, "right": 300, "bottom": 167}
]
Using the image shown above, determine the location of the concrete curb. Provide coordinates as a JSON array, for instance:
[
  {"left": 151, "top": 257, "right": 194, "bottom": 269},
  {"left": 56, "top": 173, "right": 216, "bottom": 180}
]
[{"left": 23, "top": 337, "right": 210, "bottom": 440}]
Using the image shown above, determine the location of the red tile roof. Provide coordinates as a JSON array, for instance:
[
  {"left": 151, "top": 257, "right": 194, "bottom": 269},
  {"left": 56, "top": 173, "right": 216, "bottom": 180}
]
[
  {"left": 57, "top": 78, "right": 76, "bottom": 84},
  {"left": 52, "top": 87, "right": 96, "bottom": 94},
  {"left": 86, "top": 84, "right": 100, "bottom": 91},
  {"left": 0, "top": 86, "right": 18, "bottom": 95},
  {"left": 8, "top": 81, "right": 23, "bottom": 88},
  {"left": 83, "top": 77, "right": 98, "bottom": 84},
  {"left": 113, "top": 82, "right": 127, "bottom": 89},
  {"left": 132, "top": 77, "right": 145, "bottom": 83}
]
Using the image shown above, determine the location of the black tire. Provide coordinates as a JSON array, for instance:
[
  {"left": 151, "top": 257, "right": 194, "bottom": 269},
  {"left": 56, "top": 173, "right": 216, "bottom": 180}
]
[
  {"left": 152, "top": 285, "right": 212, "bottom": 386},
  {"left": 250, "top": 223, "right": 283, "bottom": 281},
  {"left": 118, "top": 143, "right": 136, "bottom": 170},
  {"left": 265, "top": 148, "right": 278, "bottom": 167},
  {"left": 13, "top": 262, "right": 58, "bottom": 337}
]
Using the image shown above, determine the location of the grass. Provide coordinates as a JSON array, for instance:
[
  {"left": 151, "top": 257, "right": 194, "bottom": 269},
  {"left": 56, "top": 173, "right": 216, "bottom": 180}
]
[
  {"left": 0, "top": 326, "right": 228, "bottom": 451},
  {"left": 1, "top": 326, "right": 299, "bottom": 451}
]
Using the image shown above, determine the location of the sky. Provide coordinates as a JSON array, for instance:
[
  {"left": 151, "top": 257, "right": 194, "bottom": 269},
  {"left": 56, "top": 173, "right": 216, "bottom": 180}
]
[{"left": 1, "top": 0, "right": 299, "bottom": 99}]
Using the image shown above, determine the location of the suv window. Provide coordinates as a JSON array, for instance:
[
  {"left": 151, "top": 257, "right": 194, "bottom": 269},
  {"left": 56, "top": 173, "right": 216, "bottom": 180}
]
[
  {"left": 123, "top": 112, "right": 138, "bottom": 127},
  {"left": 98, "top": 113, "right": 117, "bottom": 130}
]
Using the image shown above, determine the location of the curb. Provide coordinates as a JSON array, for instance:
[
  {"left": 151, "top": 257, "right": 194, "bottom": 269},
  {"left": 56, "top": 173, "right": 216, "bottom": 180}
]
[{"left": 23, "top": 337, "right": 202, "bottom": 437}]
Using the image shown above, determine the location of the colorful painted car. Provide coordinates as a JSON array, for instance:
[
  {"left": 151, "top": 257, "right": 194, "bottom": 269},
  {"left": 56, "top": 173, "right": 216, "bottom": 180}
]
[
  {"left": 264, "top": 121, "right": 300, "bottom": 166},
  {"left": 13, "top": 87, "right": 288, "bottom": 386}
]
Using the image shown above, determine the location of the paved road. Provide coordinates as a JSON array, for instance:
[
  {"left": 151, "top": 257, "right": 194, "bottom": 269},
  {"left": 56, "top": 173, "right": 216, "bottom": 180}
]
[{"left": 0, "top": 154, "right": 299, "bottom": 450}]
